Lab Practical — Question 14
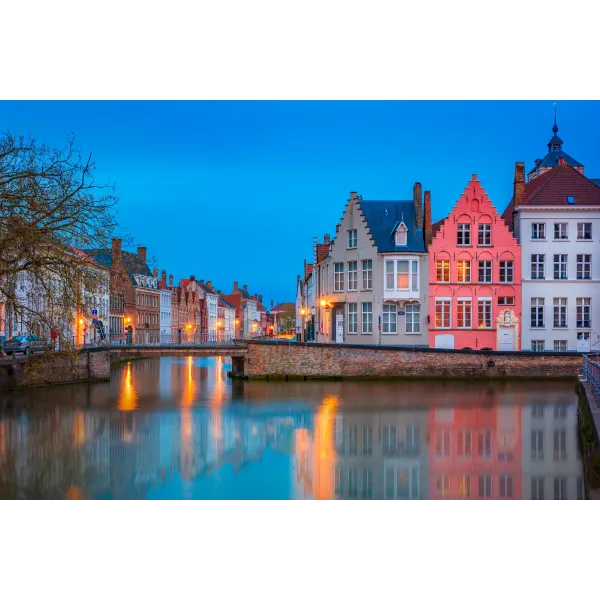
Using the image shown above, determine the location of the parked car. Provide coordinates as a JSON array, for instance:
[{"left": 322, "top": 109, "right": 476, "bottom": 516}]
[{"left": 2, "top": 334, "right": 49, "bottom": 356}]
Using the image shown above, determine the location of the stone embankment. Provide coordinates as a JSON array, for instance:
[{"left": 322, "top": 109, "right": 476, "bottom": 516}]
[{"left": 242, "top": 340, "right": 582, "bottom": 380}]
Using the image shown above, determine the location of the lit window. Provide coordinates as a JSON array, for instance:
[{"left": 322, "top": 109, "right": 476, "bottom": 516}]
[
  {"left": 457, "top": 260, "right": 471, "bottom": 283},
  {"left": 457, "top": 299, "right": 472, "bottom": 328},
  {"left": 435, "top": 299, "right": 451, "bottom": 328},
  {"left": 478, "top": 299, "right": 492, "bottom": 328},
  {"left": 436, "top": 260, "right": 450, "bottom": 283}
]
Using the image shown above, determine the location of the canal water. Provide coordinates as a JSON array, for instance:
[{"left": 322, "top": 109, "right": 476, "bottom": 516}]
[{"left": 0, "top": 356, "right": 585, "bottom": 500}]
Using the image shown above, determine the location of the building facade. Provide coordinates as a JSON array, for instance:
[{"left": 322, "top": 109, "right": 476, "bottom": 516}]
[
  {"left": 503, "top": 123, "right": 600, "bottom": 353},
  {"left": 429, "top": 175, "right": 522, "bottom": 351},
  {"left": 158, "top": 270, "right": 172, "bottom": 339},
  {"left": 313, "top": 185, "right": 430, "bottom": 346}
]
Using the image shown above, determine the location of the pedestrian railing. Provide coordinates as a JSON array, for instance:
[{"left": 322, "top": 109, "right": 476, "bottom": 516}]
[
  {"left": 583, "top": 354, "right": 600, "bottom": 406},
  {"left": 103, "top": 332, "right": 241, "bottom": 347}
]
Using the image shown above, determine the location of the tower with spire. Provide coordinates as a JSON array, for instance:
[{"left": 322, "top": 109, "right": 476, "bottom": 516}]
[{"left": 528, "top": 103, "right": 585, "bottom": 181}]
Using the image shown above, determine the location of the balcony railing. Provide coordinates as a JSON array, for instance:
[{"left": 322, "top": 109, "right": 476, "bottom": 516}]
[{"left": 583, "top": 354, "right": 600, "bottom": 406}]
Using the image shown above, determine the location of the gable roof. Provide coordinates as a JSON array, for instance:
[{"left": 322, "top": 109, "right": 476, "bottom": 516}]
[
  {"left": 82, "top": 249, "right": 153, "bottom": 280},
  {"left": 271, "top": 302, "right": 295, "bottom": 313},
  {"left": 218, "top": 296, "right": 234, "bottom": 309},
  {"left": 316, "top": 243, "right": 329, "bottom": 264},
  {"left": 358, "top": 200, "right": 425, "bottom": 253}
]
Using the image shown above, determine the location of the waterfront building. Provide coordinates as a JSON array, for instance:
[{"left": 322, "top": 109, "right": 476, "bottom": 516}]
[
  {"left": 270, "top": 302, "right": 296, "bottom": 335},
  {"left": 502, "top": 121, "right": 600, "bottom": 353},
  {"left": 312, "top": 184, "right": 430, "bottom": 346},
  {"left": 429, "top": 175, "right": 522, "bottom": 350},
  {"left": 158, "top": 270, "right": 172, "bottom": 339},
  {"left": 170, "top": 276, "right": 206, "bottom": 338},
  {"left": 218, "top": 295, "right": 236, "bottom": 338},
  {"left": 222, "top": 283, "right": 261, "bottom": 338}
]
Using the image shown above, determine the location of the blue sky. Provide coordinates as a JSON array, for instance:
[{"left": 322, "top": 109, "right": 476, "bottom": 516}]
[{"left": 2, "top": 101, "right": 599, "bottom": 305}]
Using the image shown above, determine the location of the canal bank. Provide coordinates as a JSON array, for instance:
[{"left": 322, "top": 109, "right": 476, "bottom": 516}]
[{"left": 577, "top": 355, "right": 600, "bottom": 499}]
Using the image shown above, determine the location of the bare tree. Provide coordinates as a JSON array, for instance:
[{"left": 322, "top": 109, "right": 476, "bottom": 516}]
[{"left": 0, "top": 131, "right": 119, "bottom": 344}]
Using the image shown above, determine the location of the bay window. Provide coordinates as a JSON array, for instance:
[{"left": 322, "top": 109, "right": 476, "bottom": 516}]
[{"left": 384, "top": 259, "right": 420, "bottom": 293}]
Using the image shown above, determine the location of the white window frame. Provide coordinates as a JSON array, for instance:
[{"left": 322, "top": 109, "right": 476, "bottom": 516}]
[
  {"left": 436, "top": 259, "right": 450, "bottom": 283},
  {"left": 478, "top": 223, "right": 492, "bottom": 246},
  {"left": 457, "top": 297, "right": 472, "bottom": 329},
  {"left": 531, "top": 222, "right": 546, "bottom": 240},
  {"left": 499, "top": 260, "right": 514, "bottom": 283},
  {"left": 457, "top": 223, "right": 471, "bottom": 246},
  {"left": 477, "top": 297, "right": 492, "bottom": 329},
  {"left": 347, "top": 260, "right": 358, "bottom": 291},
  {"left": 554, "top": 222, "right": 568, "bottom": 240},
  {"left": 347, "top": 302, "right": 358, "bottom": 334},
  {"left": 576, "top": 254, "right": 591, "bottom": 280},
  {"left": 361, "top": 259, "right": 372, "bottom": 290},
  {"left": 531, "top": 297, "right": 544, "bottom": 328},
  {"left": 405, "top": 303, "right": 421, "bottom": 334},
  {"left": 457, "top": 260, "right": 471, "bottom": 283},
  {"left": 435, "top": 298, "right": 451, "bottom": 329},
  {"left": 395, "top": 223, "right": 408, "bottom": 246},
  {"left": 478, "top": 260, "right": 492, "bottom": 283},
  {"left": 385, "top": 259, "right": 419, "bottom": 292},
  {"left": 576, "top": 297, "right": 591, "bottom": 329},
  {"left": 347, "top": 229, "right": 357, "bottom": 249},
  {"left": 577, "top": 222, "right": 592, "bottom": 240},
  {"left": 334, "top": 262, "right": 344, "bottom": 292},
  {"left": 531, "top": 254, "right": 545, "bottom": 280},
  {"left": 531, "top": 339, "right": 545, "bottom": 352},
  {"left": 553, "top": 297, "right": 567, "bottom": 328},
  {"left": 435, "top": 428, "right": 451, "bottom": 459},
  {"left": 531, "top": 429, "right": 544, "bottom": 461},
  {"left": 553, "top": 254, "right": 568, "bottom": 280},
  {"left": 361, "top": 302, "right": 372, "bottom": 334},
  {"left": 478, "top": 474, "right": 492, "bottom": 498},
  {"left": 382, "top": 304, "right": 397, "bottom": 334},
  {"left": 458, "top": 429, "right": 472, "bottom": 458}
]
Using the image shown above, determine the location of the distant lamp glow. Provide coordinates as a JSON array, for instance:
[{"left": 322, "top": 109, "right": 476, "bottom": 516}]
[
  {"left": 79, "top": 319, "right": 84, "bottom": 325},
  {"left": 300, "top": 308, "right": 306, "bottom": 315},
  {"left": 320, "top": 299, "right": 326, "bottom": 307},
  {"left": 216, "top": 320, "right": 222, "bottom": 327},
  {"left": 125, "top": 317, "right": 131, "bottom": 323},
  {"left": 186, "top": 324, "right": 192, "bottom": 330},
  {"left": 235, "top": 318, "right": 239, "bottom": 325}
]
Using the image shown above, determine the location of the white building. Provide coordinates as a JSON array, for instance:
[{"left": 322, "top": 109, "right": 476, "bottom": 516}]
[
  {"left": 503, "top": 122, "right": 600, "bottom": 353},
  {"left": 159, "top": 278, "right": 172, "bottom": 340}
]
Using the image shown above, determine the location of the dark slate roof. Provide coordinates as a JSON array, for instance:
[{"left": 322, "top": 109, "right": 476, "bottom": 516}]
[
  {"left": 590, "top": 178, "right": 600, "bottom": 187},
  {"left": 359, "top": 200, "right": 425, "bottom": 253},
  {"left": 82, "top": 249, "right": 152, "bottom": 277},
  {"left": 528, "top": 150, "right": 583, "bottom": 174}
]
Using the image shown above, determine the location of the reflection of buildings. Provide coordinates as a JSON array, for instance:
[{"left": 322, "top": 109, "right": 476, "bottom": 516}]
[
  {"left": 428, "top": 405, "right": 522, "bottom": 499},
  {"left": 521, "top": 402, "right": 584, "bottom": 500}
]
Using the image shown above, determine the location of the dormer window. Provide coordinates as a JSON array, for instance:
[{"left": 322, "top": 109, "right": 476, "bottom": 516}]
[{"left": 395, "top": 222, "right": 408, "bottom": 246}]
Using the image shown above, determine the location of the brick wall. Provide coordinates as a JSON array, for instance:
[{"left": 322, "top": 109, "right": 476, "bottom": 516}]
[
  {"left": 243, "top": 341, "right": 582, "bottom": 379},
  {"left": 0, "top": 349, "right": 110, "bottom": 390}
]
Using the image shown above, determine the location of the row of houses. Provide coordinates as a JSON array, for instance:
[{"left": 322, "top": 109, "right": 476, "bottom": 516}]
[
  {"left": 0, "top": 235, "right": 286, "bottom": 346},
  {"left": 296, "top": 118, "right": 600, "bottom": 352}
]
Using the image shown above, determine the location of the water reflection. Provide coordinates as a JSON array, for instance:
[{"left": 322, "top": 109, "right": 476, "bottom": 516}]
[{"left": 0, "top": 357, "right": 585, "bottom": 499}]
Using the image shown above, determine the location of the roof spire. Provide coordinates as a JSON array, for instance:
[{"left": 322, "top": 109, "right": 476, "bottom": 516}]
[{"left": 553, "top": 101, "right": 558, "bottom": 134}]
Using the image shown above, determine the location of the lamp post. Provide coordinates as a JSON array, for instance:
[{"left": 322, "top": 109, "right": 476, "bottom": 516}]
[{"left": 300, "top": 307, "right": 306, "bottom": 342}]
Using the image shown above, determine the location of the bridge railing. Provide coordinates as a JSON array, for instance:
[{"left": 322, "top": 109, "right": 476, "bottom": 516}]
[
  {"left": 103, "top": 332, "right": 241, "bottom": 347},
  {"left": 583, "top": 354, "right": 600, "bottom": 406}
]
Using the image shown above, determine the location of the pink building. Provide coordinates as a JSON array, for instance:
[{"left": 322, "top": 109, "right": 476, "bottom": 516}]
[{"left": 429, "top": 175, "right": 522, "bottom": 351}]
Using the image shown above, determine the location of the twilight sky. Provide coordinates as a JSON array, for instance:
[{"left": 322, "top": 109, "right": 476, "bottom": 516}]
[{"left": 2, "top": 101, "right": 599, "bottom": 305}]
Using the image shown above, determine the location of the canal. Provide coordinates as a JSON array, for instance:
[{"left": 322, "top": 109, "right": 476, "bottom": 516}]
[{"left": 0, "top": 356, "right": 585, "bottom": 500}]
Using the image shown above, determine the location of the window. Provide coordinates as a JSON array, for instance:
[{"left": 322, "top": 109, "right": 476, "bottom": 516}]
[
  {"left": 531, "top": 254, "right": 545, "bottom": 280},
  {"left": 577, "top": 298, "right": 591, "bottom": 328},
  {"left": 577, "top": 255, "right": 591, "bottom": 280},
  {"left": 532, "top": 404, "right": 544, "bottom": 418},
  {"left": 531, "top": 430, "right": 544, "bottom": 461},
  {"left": 385, "top": 467, "right": 395, "bottom": 499},
  {"left": 478, "top": 299, "right": 492, "bottom": 328},
  {"left": 362, "top": 468, "right": 373, "bottom": 499},
  {"left": 553, "top": 428, "right": 567, "bottom": 461},
  {"left": 478, "top": 223, "right": 491, "bottom": 246},
  {"left": 405, "top": 303, "right": 420, "bottom": 333},
  {"left": 577, "top": 222, "right": 592, "bottom": 240},
  {"left": 411, "top": 261, "right": 418, "bottom": 291},
  {"left": 498, "top": 297, "right": 515, "bottom": 306},
  {"left": 347, "top": 302, "right": 357, "bottom": 334},
  {"left": 334, "top": 263, "right": 344, "bottom": 291},
  {"left": 383, "top": 424, "right": 397, "bottom": 454},
  {"left": 362, "top": 425, "right": 372, "bottom": 456},
  {"left": 458, "top": 474, "right": 471, "bottom": 498},
  {"left": 554, "top": 223, "right": 568, "bottom": 240},
  {"left": 478, "top": 260, "right": 492, "bottom": 283},
  {"left": 436, "top": 475, "right": 450, "bottom": 498},
  {"left": 385, "top": 261, "right": 394, "bottom": 290},
  {"left": 361, "top": 259, "right": 372, "bottom": 290},
  {"left": 553, "top": 298, "right": 567, "bottom": 328},
  {"left": 531, "top": 298, "right": 544, "bottom": 328},
  {"left": 348, "top": 426, "right": 358, "bottom": 456},
  {"left": 500, "top": 474, "right": 514, "bottom": 499},
  {"left": 395, "top": 224, "right": 407, "bottom": 246},
  {"left": 435, "top": 429, "right": 450, "bottom": 458},
  {"left": 348, "top": 261, "right": 358, "bottom": 291},
  {"left": 531, "top": 477, "right": 545, "bottom": 500},
  {"left": 382, "top": 305, "right": 397, "bottom": 334},
  {"left": 457, "top": 260, "right": 471, "bottom": 283},
  {"left": 554, "top": 403, "right": 567, "bottom": 419},
  {"left": 348, "top": 468, "right": 358, "bottom": 498},
  {"left": 458, "top": 430, "right": 472, "bottom": 458},
  {"left": 554, "top": 477, "right": 567, "bottom": 500},
  {"left": 553, "top": 340, "right": 567, "bottom": 352},
  {"left": 531, "top": 223, "right": 546, "bottom": 240},
  {"left": 457, "top": 299, "right": 472, "bottom": 328},
  {"left": 553, "top": 254, "right": 568, "bottom": 280},
  {"left": 334, "top": 467, "right": 343, "bottom": 495},
  {"left": 405, "top": 425, "right": 420, "bottom": 453},
  {"left": 396, "top": 260, "right": 409, "bottom": 289},
  {"left": 478, "top": 474, "right": 492, "bottom": 498},
  {"left": 347, "top": 229, "right": 357, "bottom": 248},
  {"left": 499, "top": 260, "right": 514, "bottom": 283},
  {"left": 531, "top": 340, "right": 545, "bottom": 352},
  {"left": 436, "top": 260, "right": 450, "bottom": 283},
  {"left": 457, "top": 223, "right": 471, "bottom": 246},
  {"left": 435, "top": 299, "right": 451, "bottom": 328},
  {"left": 478, "top": 429, "right": 492, "bottom": 458},
  {"left": 361, "top": 302, "right": 372, "bottom": 334}
]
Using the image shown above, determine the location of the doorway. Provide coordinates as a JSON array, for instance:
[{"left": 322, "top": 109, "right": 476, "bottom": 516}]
[
  {"left": 499, "top": 326, "right": 515, "bottom": 351},
  {"left": 335, "top": 310, "right": 344, "bottom": 344},
  {"left": 577, "top": 332, "right": 591, "bottom": 352}
]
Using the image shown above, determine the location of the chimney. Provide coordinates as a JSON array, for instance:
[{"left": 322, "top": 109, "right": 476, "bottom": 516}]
[
  {"left": 324, "top": 233, "right": 330, "bottom": 245},
  {"left": 513, "top": 162, "right": 525, "bottom": 207},
  {"left": 169, "top": 274, "right": 173, "bottom": 287},
  {"left": 350, "top": 191, "right": 357, "bottom": 200},
  {"left": 206, "top": 281, "right": 212, "bottom": 289},
  {"left": 111, "top": 238, "right": 122, "bottom": 265},
  {"left": 137, "top": 246, "right": 147, "bottom": 262},
  {"left": 161, "top": 270, "right": 166, "bottom": 285},
  {"left": 233, "top": 281, "right": 238, "bottom": 291},
  {"left": 190, "top": 275, "right": 196, "bottom": 281},
  {"left": 153, "top": 268, "right": 158, "bottom": 279},
  {"left": 271, "top": 299, "right": 274, "bottom": 309},
  {"left": 424, "top": 190, "right": 432, "bottom": 247},
  {"left": 243, "top": 284, "right": 248, "bottom": 292},
  {"left": 413, "top": 182, "right": 423, "bottom": 229},
  {"left": 313, "top": 236, "right": 318, "bottom": 264},
  {"left": 257, "top": 294, "right": 262, "bottom": 303}
]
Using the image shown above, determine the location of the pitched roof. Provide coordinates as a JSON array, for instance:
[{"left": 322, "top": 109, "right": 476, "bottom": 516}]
[
  {"left": 590, "top": 178, "right": 600, "bottom": 187},
  {"left": 221, "top": 294, "right": 241, "bottom": 310},
  {"left": 271, "top": 302, "right": 295, "bottom": 313},
  {"left": 358, "top": 200, "right": 425, "bottom": 253},
  {"left": 218, "top": 296, "right": 234, "bottom": 309},
  {"left": 528, "top": 150, "right": 583, "bottom": 174},
  {"left": 316, "top": 243, "right": 329, "bottom": 264},
  {"left": 521, "top": 163, "right": 600, "bottom": 207},
  {"left": 431, "top": 218, "right": 445, "bottom": 236},
  {"left": 501, "top": 198, "right": 514, "bottom": 228},
  {"left": 82, "top": 249, "right": 152, "bottom": 278}
]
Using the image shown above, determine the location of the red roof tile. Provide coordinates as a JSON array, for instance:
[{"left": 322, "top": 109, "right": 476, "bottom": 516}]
[{"left": 316, "top": 243, "right": 329, "bottom": 264}]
